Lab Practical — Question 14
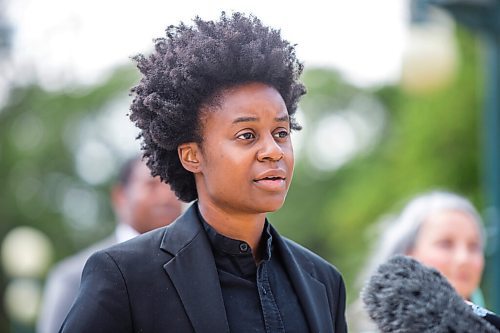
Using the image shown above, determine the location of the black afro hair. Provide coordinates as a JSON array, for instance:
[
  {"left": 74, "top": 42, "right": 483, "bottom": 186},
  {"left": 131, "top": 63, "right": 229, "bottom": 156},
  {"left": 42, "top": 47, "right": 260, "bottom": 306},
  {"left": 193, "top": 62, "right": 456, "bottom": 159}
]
[{"left": 129, "top": 12, "right": 306, "bottom": 202}]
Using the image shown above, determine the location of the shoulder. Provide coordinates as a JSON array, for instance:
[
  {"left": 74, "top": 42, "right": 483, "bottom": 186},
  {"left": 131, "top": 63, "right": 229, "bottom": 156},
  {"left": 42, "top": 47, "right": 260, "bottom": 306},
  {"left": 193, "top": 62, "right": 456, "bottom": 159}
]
[
  {"left": 107, "top": 226, "right": 165, "bottom": 253},
  {"left": 283, "top": 236, "right": 341, "bottom": 273},
  {"left": 85, "top": 227, "right": 168, "bottom": 271},
  {"left": 48, "top": 235, "right": 116, "bottom": 282},
  {"left": 275, "top": 232, "right": 344, "bottom": 290}
]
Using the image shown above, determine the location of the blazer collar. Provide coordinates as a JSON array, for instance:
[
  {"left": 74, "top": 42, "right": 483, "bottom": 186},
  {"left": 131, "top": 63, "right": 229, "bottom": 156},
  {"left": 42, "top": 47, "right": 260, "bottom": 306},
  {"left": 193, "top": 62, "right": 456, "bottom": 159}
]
[
  {"left": 272, "top": 226, "right": 334, "bottom": 333},
  {"left": 160, "top": 204, "right": 332, "bottom": 332},
  {"left": 160, "top": 203, "right": 230, "bottom": 333}
]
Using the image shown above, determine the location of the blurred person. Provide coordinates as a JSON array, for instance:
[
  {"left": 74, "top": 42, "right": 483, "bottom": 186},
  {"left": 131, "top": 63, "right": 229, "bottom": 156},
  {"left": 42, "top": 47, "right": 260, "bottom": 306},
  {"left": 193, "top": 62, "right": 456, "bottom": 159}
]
[
  {"left": 60, "top": 12, "right": 347, "bottom": 333},
  {"left": 348, "top": 190, "right": 486, "bottom": 332},
  {"left": 37, "top": 156, "right": 183, "bottom": 333}
]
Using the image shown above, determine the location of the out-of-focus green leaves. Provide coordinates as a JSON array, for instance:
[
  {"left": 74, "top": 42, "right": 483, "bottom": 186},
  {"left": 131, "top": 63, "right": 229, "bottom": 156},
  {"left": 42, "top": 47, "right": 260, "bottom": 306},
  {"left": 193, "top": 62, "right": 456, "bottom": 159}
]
[{"left": 0, "top": 66, "right": 139, "bottom": 259}]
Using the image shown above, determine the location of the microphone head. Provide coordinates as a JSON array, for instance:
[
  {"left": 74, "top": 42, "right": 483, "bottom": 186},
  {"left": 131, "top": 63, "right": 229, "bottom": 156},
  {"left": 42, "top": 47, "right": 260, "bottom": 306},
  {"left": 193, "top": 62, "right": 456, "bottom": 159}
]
[{"left": 361, "top": 255, "right": 498, "bottom": 333}]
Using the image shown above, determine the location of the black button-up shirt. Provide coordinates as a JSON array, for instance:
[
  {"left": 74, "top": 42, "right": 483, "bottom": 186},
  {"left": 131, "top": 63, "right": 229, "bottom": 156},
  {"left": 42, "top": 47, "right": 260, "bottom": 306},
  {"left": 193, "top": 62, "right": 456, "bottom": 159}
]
[{"left": 198, "top": 209, "right": 309, "bottom": 333}]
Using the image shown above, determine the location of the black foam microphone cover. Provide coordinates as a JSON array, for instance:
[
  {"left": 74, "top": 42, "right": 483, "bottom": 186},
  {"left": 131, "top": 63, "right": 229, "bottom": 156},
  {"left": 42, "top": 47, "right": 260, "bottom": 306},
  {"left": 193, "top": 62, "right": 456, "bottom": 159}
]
[{"left": 362, "top": 255, "right": 499, "bottom": 333}]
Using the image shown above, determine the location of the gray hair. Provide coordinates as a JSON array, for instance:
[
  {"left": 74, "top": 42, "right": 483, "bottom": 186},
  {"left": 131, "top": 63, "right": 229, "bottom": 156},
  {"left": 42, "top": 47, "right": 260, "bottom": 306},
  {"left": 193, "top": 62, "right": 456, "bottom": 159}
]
[{"left": 362, "top": 190, "right": 485, "bottom": 284}]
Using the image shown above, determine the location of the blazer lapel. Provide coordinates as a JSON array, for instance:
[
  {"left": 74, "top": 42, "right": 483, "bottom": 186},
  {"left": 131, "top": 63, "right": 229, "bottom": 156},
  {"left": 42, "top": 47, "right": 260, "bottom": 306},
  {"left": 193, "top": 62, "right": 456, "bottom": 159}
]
[
  {"left": 160, "top": 204, "right": 230, "bottom": 333},
  {"left": 273, "top": 230, "right": 334, "bottom": 333}
]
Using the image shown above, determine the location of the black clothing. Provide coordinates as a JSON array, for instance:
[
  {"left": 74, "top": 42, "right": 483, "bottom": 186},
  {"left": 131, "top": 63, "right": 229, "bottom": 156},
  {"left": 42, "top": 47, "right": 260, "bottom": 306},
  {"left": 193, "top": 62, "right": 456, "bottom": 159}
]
[
  {"left": 60, "top": 202, "right": 347, "bottom": 333},
  {"left": 200, "top": 212, "right": 309, "bottom": 333}
]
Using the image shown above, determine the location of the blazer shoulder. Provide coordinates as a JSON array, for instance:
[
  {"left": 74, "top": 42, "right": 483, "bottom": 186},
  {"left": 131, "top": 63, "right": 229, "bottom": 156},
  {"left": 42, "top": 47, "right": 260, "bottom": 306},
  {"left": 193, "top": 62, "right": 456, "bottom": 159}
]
[
  {"left": 49, "top": 234, "right": 117, "bottom": 281},
  {"left": 60, "top": 246, "right": 134, "bottom": 333},
  {"left": 281, "top": 236, "right": 343, "bottom": 279},
  {"left": 99, "top": 227, "right": 168, "bottom": 265}
]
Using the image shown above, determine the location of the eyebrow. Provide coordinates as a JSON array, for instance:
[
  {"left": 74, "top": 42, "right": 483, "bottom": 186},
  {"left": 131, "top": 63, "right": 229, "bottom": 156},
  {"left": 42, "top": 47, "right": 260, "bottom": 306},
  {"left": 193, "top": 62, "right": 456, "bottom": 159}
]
[
  {"left": 232, "top": 114, "right": 289, "bottom": 124},
  {"left": 275, "top": 114, "right": 290, "bottom": 122}
]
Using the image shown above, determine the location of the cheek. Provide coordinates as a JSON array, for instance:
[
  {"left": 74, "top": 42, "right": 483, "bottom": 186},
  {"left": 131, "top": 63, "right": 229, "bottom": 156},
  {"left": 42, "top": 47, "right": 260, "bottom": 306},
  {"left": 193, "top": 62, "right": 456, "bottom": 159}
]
[
  {"left": 204, "top": 154, "right": 245, "bottom": 193},
  {"left": 131, "top": 199, "right": 147, "bottom": 218},
  {"left": 288, "top": 150, "right": 295, "bottom": 167},
  {"left": 469, "top": 255, "right": 485, "bottom": 273},
  {"left": 421, "top": 256, "right": 450, "bottom": 273},
  {"left": 283, "top": 145, "right": 294, "bottom": 170},
  {"left": 410, "top": 245, "right": 450, "bottom": 271}
]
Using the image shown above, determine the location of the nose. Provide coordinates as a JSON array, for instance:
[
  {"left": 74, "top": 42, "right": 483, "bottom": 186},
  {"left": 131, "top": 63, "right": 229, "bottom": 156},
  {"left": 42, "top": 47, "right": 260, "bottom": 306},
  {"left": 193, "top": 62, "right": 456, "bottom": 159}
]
[{"left": 257, "top": 134, "right": 284, "bottom": 162}]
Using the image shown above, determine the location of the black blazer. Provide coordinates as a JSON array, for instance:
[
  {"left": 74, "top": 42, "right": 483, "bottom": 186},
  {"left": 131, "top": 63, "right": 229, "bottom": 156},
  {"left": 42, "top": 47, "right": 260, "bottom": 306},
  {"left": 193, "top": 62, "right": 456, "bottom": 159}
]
[{"left": 60, "top": 204, "right": 347, "bottom": 333}]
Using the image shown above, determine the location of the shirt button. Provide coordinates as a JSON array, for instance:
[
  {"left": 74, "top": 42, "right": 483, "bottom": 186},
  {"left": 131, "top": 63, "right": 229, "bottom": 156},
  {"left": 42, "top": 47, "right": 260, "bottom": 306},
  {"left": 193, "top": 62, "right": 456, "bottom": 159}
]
[{"left": 239, "top": 243, "right": 249, "bottom": 252}]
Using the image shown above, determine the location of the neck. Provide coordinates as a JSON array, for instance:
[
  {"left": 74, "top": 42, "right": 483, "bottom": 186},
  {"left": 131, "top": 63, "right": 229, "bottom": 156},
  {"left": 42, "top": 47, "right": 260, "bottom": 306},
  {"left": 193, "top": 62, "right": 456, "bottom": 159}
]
[{"left": 197, "top": 201, "right": 266, "bottom": 260}]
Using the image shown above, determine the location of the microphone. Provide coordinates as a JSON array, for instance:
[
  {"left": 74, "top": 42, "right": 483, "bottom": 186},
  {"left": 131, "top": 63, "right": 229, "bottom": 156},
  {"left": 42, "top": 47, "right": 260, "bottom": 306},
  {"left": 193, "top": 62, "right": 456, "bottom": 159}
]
[{"left": 361, "top": 255, "right": 499, "bottom": 333}]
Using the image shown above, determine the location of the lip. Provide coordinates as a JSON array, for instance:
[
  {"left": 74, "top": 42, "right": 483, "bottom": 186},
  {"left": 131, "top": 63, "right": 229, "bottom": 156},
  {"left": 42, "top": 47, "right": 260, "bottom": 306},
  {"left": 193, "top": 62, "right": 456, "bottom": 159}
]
[
  {"left": 253, "top": 169, "right": 287, "bottom": 192},
  {"left": 254, "top": 169, "right": 287, "bottom": 181}
]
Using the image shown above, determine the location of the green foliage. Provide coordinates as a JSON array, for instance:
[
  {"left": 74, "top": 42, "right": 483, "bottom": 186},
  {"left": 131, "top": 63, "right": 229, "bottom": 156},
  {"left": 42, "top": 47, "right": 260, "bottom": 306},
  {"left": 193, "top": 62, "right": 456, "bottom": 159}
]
[{"left": 0, "top": 66, "right": 138, "bottom": 257}]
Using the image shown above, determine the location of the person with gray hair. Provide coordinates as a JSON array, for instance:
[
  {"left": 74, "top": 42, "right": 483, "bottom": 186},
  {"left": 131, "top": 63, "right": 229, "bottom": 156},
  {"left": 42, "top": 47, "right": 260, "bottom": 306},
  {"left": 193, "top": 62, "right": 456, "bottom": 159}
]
[{"left": 348, "top": 190, "right": 486, "bottom": 333}]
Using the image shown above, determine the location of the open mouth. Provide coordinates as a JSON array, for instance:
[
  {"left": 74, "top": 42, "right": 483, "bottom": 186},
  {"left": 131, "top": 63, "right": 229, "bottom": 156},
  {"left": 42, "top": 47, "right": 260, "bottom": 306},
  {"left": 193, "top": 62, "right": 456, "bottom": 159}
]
[
  {"left": 253, "top": 176, "right": 287, "bottom": 192},
  {"left": 254, "top": 175, "right": 286, "bottom": 183},
  {"left": 254, "top": 169, "right": 287, "bottom": 188},
  {"left": 256, "top": 176, "right": 284, "bottom": 181}
]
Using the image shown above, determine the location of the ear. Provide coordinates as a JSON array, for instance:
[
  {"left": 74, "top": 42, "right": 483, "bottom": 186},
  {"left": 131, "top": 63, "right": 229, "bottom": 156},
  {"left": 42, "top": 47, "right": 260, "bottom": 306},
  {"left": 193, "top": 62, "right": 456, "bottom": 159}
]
[{"left": 178, "top": 142, "right": 202, "bottom": 173}]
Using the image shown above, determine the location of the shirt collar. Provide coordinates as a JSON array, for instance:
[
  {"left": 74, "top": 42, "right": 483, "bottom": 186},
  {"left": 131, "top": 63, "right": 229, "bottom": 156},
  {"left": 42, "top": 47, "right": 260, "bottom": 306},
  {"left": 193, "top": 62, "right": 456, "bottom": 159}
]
[{"left": 195, "top": 204, "right": 273, "bottom": 260}]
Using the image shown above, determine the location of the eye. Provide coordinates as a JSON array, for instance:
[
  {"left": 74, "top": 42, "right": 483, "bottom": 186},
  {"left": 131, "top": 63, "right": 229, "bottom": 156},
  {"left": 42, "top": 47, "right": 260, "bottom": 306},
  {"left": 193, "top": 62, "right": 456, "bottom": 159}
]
[
  {"left": 237, "top": 132, "right": 255, "bottom": 140},
  {"left": 436, "top": 239, "right": 454, "bottom": 249},
  {"left": 273, "top": 129, "right": 289, "bottom": 139},
  {"left": 468, "top": 241, "right": 482, "bottom": 253}
]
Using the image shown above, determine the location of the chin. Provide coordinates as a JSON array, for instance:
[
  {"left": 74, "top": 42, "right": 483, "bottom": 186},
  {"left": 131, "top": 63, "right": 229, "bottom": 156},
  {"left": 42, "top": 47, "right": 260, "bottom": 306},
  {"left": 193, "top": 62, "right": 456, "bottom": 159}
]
[{"left": 257, "top": 198, "right": 286, "bottom": 213}]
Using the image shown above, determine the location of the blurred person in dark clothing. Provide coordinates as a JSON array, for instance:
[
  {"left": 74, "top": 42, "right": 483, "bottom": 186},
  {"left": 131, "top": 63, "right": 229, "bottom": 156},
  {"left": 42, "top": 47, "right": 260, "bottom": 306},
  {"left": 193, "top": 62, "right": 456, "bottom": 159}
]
[
  {"left": 60, "top": 12, "right": 347, "bottom": 333},
  {"left": 37, "top": 156, "right": 183, "bottom": 333}
]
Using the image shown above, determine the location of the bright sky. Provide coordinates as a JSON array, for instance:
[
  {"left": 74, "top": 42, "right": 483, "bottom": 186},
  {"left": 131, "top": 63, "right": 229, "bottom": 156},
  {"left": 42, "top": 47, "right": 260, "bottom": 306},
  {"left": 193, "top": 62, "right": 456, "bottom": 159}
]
[{"left": 5, "top": 0, "right": 410, "bottom": 89}]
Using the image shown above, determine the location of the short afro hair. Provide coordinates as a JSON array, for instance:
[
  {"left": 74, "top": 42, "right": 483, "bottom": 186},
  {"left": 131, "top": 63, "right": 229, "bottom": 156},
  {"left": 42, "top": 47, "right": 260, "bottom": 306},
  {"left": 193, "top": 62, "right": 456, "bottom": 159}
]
[{"left": 129, "top": 12, "right": 306, "bottom": 202}]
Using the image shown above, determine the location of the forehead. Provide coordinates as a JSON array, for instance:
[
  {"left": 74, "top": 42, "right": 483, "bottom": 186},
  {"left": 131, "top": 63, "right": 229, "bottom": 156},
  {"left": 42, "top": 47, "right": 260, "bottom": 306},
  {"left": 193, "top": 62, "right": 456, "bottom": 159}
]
[
  {"left": 421, "top": 210, "right": 481, "bottom": 238},
  {"left": 203, "top": 82, "right": 288, "bottom": 119}
]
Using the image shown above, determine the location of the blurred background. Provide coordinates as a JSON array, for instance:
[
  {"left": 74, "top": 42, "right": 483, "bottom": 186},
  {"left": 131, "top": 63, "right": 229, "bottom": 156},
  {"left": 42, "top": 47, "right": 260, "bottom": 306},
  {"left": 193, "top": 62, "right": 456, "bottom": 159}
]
[{"left": 0, "top": 0, "right": 499, "bottom": 332}]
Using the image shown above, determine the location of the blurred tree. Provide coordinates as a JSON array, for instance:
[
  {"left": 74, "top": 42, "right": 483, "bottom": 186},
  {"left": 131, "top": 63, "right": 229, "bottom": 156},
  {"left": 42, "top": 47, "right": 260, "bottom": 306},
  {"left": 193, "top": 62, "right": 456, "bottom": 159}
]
[{"left": 0, "top": 65, "right": 138, "bottom": 331}]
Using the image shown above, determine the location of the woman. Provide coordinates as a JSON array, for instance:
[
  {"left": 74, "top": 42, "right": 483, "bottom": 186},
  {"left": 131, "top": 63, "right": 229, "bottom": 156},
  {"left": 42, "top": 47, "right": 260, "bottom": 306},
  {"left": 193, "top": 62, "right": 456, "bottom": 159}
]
[
  {"left": 349, "top": 190, "right": 486, "bottom": 332},
  {"left": 60, "top": 12, "right": 347, "bottom": 333}
]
